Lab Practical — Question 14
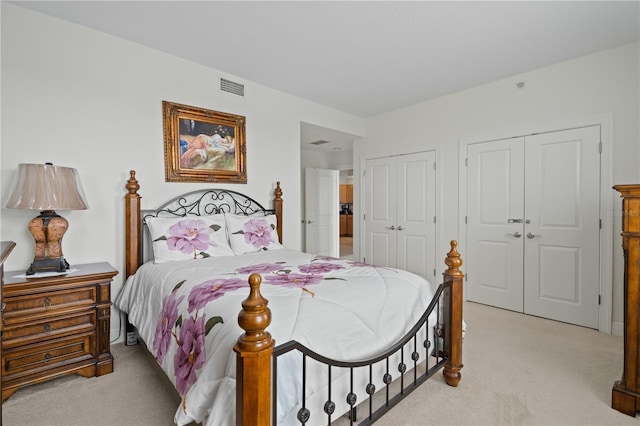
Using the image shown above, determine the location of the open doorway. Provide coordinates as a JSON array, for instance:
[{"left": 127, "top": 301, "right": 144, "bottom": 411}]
[
  {"left": 339, "top": 169, "right": 354, "bottom": 260},
  {"left": 300, "top": 122, "right": 357, "bottom": 259}
]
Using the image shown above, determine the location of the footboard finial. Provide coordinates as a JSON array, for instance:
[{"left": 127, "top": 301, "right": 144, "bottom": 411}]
[
  {"left": 234, "top": 273, "right": 274, "bottom": 426},
  {"left": 236, "top": 273, "right": 274, "bottom": 352},
  {"left": 444, "top": 240, "right": 463, "bottom": 277},
  {"left": 443, "top": 240, "right": 464, "bottom": 387}
]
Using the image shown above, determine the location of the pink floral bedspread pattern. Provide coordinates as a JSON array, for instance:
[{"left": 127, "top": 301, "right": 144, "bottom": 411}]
[{"left": 115, "top": 249, "right": 435, "bottom": 426}]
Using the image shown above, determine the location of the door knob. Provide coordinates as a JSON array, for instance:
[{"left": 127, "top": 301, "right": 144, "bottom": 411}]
[
  {"left": 397, "top": 226, "right": 404, "bottom": 231},
  {"left": 307, "top": 220, "right": 314, "bottom": 224},
  {"left": 506, "top": 232, "right": 522, "bottom": 238},
  {"left": 386, "top": 225, "right": 396, "bottom": 230},
  {"left": 526, "top": 232, "right": 541, "bottom": 239}
]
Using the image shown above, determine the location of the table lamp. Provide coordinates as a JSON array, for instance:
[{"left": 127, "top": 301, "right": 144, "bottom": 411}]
[{"left": 4, "top": 163, "right": 88, "bottom": 275}]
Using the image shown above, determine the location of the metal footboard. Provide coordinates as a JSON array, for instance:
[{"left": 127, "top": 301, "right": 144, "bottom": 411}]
[{"left": 272, "top": 280, "right": 453, "bottom": 426}]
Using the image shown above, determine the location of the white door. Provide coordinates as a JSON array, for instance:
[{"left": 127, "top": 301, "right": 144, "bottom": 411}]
[
  {"left": 466, "top": 137, "right": 525, "bottom": 311},
  {"left": 364, "top": 157, "right": 397, "bottom": 268},
  {"left": 396, "top": 151, "right": 437, "bottom": 281},
  {"left": 523, "top": 127, "right": 601, "bottom": 328},
  {"left": 364, "top": 151, "right": 437, "bottom": 282},
  {"left": 466, "top": 126, "right": 601, "bottom": 328},
  {"left": 304, "top": 168, "right": 339, "bottom": 257}
]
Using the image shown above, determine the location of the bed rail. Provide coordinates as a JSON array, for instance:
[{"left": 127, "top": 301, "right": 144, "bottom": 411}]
[
  {"left": 272, "top": 280, "right": 450, "bottom": 425},
  {"left": 234, "top": 241, "right": 464, "bottom": 425}
]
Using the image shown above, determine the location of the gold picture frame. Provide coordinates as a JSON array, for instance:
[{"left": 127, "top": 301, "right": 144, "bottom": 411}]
[{"left": 163, "top": 101, "right": 247, "bottom": 183}]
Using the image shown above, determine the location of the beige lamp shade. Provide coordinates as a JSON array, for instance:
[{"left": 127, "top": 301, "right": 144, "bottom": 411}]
[{"left": 4, "top": 163, "right": 88, "bottom": 211}]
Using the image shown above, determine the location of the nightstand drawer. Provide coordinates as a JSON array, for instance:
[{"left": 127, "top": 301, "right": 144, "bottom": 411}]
[
  {"left": 3, "top": 333, "right": 95, "bottom": 377},
  {"left": 3, "top": 287, "right": 96, "bottom": 323},
  {"left": 3, "top": 310, "right": 96, "bottom": 348}
]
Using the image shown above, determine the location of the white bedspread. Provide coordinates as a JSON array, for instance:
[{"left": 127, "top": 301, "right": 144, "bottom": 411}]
[{"left": 114, "top": 248, "right": 438, "bottom": 426}]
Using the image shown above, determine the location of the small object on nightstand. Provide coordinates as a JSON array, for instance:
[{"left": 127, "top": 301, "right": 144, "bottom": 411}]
[{"left": 1, "top": 262, "right": 117, "bottom": 402}]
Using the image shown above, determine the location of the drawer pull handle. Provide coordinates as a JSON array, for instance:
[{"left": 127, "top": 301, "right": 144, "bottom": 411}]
[
  {"left": 43, "top": 298, "right": 51, "bottom": 308},
  {"left": 43, "top": 323, "right": 51, "bottom": 333},
  {"left": 44, "top": 353, "right": 52, "bottom": 364}
]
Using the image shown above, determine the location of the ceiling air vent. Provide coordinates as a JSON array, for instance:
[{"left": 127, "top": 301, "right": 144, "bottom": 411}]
[
  {"left": 220, "top": 78, "right": 245, "bottom": 97},
  {"left": 310, "top": 140, "right": 330, "bottom": 146}
]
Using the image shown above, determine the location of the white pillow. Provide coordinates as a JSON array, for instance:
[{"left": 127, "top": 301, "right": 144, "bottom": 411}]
[
  {"left": 146, "top": 214, "right": 234, "bottom": 263},
  {"left": 225, "top": 213, "right": 283, "bottom": 255}
]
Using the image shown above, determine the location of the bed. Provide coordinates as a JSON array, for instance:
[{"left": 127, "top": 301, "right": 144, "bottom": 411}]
[{"left": 115, "top": 170, "right": 463, "bottom": 426}]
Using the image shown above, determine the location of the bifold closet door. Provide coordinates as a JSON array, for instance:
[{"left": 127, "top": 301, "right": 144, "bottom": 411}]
[
  {"left": 364, "top": 151, "right": 437, "bottom": 282},
  {"left": 466, "top": 126, "right": 601, "bottom": 328}
]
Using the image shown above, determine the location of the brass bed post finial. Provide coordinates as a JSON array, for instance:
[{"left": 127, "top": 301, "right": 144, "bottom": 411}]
[
  {"left": 234, "top": 273, "right": 274, "bottom": 426},
  {"left": 443, "top": 240, "right": 464, "bottom": 387}
]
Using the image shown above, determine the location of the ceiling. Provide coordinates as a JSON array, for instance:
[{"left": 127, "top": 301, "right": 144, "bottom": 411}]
[{"left": 10, "top": 1, "right": 640, "bottom": 153}]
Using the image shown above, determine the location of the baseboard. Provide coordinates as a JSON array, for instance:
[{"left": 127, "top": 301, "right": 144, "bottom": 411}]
[{"left": 612, "top": 321, "right": 624, "bottom": 337}]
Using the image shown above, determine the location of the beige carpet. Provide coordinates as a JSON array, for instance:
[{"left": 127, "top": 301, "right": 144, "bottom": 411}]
[{"left": 2, "top": 302, "right": 638, "bottom": 426}]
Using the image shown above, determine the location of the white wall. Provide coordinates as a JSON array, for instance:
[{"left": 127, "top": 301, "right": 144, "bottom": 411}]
[
  {"left": 356, "top": 42, "right": 640, "bottom": 331},
  {"left": 300, "top": 150, "right": 334, "bottom": 169},
  {"left": 300, "top": 148, "right": 353, "bottom": 170},
  {"left": 0, "top": 4, "right": 364, "bottom": 340}
]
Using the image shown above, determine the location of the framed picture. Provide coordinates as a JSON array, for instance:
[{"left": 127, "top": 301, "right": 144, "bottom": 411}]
[{"left": 163, "top": 101, "right": 247, "bottom": 183}]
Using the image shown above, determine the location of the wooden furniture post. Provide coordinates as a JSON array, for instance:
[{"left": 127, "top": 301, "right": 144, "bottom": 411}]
[
  {"left": 612, "top": 184, "right": 640, "bottom": 416},
  {"left": 273, "top": 182, "right": 283, "bottom": 244},
  {"left": 442, "top": 240, "right": 464, "bottom": 387},
  {"left": 234, "top": 274, "right": 275, "bottom": 426},
  {"left": 0, "top": 241, "right": 16, "bottom": 423},
  {"left": 125, "top": 170, "right": 141, "bottom": 279}
]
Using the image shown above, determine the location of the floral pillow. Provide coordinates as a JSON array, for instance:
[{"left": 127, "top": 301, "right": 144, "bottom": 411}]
[
  {"left": 225, "top": 213, "right": 283, "bottom": 255},
  {"left": 146, "top": 214, "right": 234, "bottom": 263}
]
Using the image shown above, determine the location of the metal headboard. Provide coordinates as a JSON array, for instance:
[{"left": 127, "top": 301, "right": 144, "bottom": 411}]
[{"left": 140, "top": 188, "right": 275, "bottom": 263}]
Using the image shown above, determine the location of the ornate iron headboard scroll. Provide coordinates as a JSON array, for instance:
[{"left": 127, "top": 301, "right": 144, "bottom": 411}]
[
  {"left": 144, "top": 188, "right": 275, "bottom": 220},
  {"left": 140, "top": 188, "right": 275, "bottom": 263}
]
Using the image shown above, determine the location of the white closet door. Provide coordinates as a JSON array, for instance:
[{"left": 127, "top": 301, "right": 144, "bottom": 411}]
[
  {"left": 466, "top": 126, "right": 601, "bottom": 328},
  {"left": 396, "top": 151, "right": 437, "bottom": 281},
  {"left": 364, "top": 157, "right": 397, "bottom": 267},
  {"left": 466, "top": 137, "right": 525, "bottom": 312},
  {"left": 364, "top": 152, "right": 436, "bottom": 282},
  {"left": 523, "top": 126, "right": 601, "bottom": 328}
]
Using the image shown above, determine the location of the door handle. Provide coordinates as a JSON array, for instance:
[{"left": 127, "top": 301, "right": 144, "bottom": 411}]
[
  {"left": 506, "top": 232, "right": 522, "bottom": 238},
  {"left": 307, "top": 220, "right": 314, "bottom": 224},
  {"left": 397, "top": 226, "right": 404, "bottom": 231},
  {"left": 526, "top": 232, "right": 541, "bottom": 239},
  {"left": 507, "top": 219, "right": 523, "bottom": 223},
  {"left": 386, "top": 225, "right": 396, "bottom": 230}
]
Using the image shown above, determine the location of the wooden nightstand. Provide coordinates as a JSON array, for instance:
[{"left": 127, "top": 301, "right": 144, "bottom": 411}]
[{"left": 1, "top": 262, "right": 117, "bottom": 401}]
